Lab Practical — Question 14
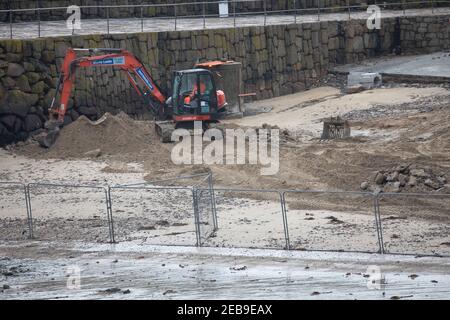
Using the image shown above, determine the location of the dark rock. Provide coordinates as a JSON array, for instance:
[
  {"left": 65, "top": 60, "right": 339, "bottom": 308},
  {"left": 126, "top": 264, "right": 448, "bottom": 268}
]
[
  {"left": 1, "top": 76, "right": 16, "bottom": 89},
  {"left": 0, "top": 83, "right": 5, "bottom": 100},
  {"left": 0, "top": 114, "right": 17, "bottom": 130},
  {"left": 410, "top": 168, "right": 430, "bottom": 179},
  {"left": 395, "top": 164, "right": 410, "bottom": 174},
  {"left": 398, "top": 174, "right": 408, "bottom": 187},
  {"left": 16, "top": 131, "right": 28, "bottom": 141},
  {"left": 5, "top": 53, "right": 21, "bottom": 62},
  {"left": 77, "top": 106, "right": 98, "bottom": 117},
  {"left": 63, "top": 115, "right": 72, "bottom": 126},
  {"left": 23, "top": 62, "right": 35, "bottom": 72},
  {"left": 0, "top": 123, "right": 16, "bottom": 146},
  {"left": 374, "top": 172, "right": 386, "bottom": 185},
  {"left": 424, "top": 179, "right": 439, "bottom": 190},
  {"left": 437, "top": 176, "right": 447, "bottom": 185},
  {"left": 407, "top": 176, "right": 417, "bottom": 187},
  {"left": 33, "top": 61, "right": 50, "bottom": 73},
  {"left": 0, "top": 90, "right": 39, "bottom": 117},
  {"left": 16, "top": 75, "right": 31, "bottom": 92},
  {"left": 68, "top": 109, "right": 79, "bottom": 121},
  {"left": 41, "top": 51, "right": 55, "bottom": 63},
  {"left": 26, "top": 72, "right": 41, "bottom": 84},
  {"left": 31, "top": 81, "right": 46, "bottom": 94},
  {"left": 24, "top": 114, "right": 43, "bottom": 132},
  {"left": 7, "top": 63, "right": 25, "bottom": 77}
]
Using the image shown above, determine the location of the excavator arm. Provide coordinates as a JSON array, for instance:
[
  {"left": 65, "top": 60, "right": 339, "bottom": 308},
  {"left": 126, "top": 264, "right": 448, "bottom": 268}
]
[{"left": 49, "top": 48, "right": 167, "bottom": 122}]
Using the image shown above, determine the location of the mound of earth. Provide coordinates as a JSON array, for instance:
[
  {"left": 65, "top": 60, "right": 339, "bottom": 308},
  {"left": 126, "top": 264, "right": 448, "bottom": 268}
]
[
  {"left": 12, "top": 112, "right": 173, "bottom": 171},
  {"left": 45, "top": 112, "right": 159, "bottom": 158}
]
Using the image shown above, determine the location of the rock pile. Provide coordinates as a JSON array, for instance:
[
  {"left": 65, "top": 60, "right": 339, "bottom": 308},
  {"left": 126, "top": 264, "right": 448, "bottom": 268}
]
[{"left": 361, "top": 164, "right": 448, "bottom": 193}]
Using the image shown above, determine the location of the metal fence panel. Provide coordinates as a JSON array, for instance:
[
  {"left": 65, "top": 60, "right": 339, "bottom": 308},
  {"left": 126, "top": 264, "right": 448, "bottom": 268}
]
[
  {"left": 283, "top": 190, "right": 380, "bottom": 253},
  {"left": 204, "top": 188, "right": 287, "bottom": 249},
  {"left": 377, "top": 193, "right": 450, "bottom": 257},
  {"left": 109, "top": 186, "right": 197, "bottom": 246},
  {"left": 0, "top": 182, "right": 31, "bottom": 240},
  {"left": 27, "top": 183, "right": 111, "bottom": 242},
  {"left": 193, "top": 175, "right": 217, "bottom": 245}
]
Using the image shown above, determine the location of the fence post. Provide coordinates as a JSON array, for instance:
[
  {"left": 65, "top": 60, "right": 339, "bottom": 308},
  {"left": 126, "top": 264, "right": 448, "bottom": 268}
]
[
  {"left": 376, "top": 194, "right": 385, "bottom": 254},
  {"left": 107, "top": 6, "right": 110, "bottom": 34},
  {"left": 402, "top": 0, "right": 406, "bottom": 15},
  {"left": 174, "top": 4, "right": 177, "bottom": 31},
  {"left": 9, "top": 9, "right": 13, "bottom": 39},
  {"left": 37, "top": 8, "right": 41, "bottom": 37},
  {"left": 347, "top": 0, "right": 351, "bottom": 19},
  {"left": 317, "top": 0, "right": 320, "bottom": 21},
  {"left": 373, "top": 193, "right": 385, "bottom": 254},
  {"left": 280, "top": 192, "right": 290, "bottom": 250},
  {"left": 203, "top": 1, "right": 206, "bottom": 29},
  {"left": 192, "top": 188, "right": 201, "bottom": 247},
  {"left": 294, "top": 0, "right": 297, "bottom": 24},
  {"left": 263, "top": 0, "right": 267, "bottom": 26},
  {"left": 233, "top": 0, "right": 236, "bottom": 27},
  {"left": 141, "top": 6, "right": 144, "bottom": 32},
  {"left": 24, "top": 185, "right": 34, "bottom": 239},
  {"left": 106, "top": 187, "right": 116, "bottom": 244},
  {"left": 208, "top": 174, "right": 218, "bottom": 230},
  {"left": 431, "top": 0, "right": 434, "bottom": 13}
]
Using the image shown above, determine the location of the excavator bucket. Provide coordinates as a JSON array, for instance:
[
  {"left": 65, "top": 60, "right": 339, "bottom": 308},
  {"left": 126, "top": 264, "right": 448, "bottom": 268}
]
[
  {"left": 35, "top": 120, "right": 62, "bottom": 148},
  {"left": 321, "top": 117, "right": 351, "bottom": 140}
]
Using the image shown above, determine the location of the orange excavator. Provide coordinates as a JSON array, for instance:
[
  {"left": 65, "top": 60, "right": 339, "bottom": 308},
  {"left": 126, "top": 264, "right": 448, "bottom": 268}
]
[{"left": 38, "top": 48, "right": 227, "bottom": 147}]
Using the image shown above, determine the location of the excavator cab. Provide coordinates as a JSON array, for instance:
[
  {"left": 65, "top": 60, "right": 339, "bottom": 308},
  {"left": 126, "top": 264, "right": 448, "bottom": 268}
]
[
  {"left": 170, "top": 69, "right": 226, "bottom": 118},
  {"left": 155, "top": 69, "right": 227, "bottom": 143}
]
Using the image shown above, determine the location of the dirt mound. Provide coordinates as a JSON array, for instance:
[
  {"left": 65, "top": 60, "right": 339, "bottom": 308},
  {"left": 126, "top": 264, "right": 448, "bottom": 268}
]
[{"left": 43, "top": 112, "right": 159, "bottom": 159}]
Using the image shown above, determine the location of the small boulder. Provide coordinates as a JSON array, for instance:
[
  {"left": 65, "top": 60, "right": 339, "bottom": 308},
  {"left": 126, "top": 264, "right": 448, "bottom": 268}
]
[
  {"left": 385, "top": 182, "right": 401, "bottom": 193},
  {"left": 424, "top": 179, "right": 439, "bottom": 190},
  {"left": 1, "top": 76, "right": 16, "bottom": 89},
  {"left": 16, "top": 75, "right": 31, "bottom": 92},
  {"left": 31, "top": 81, "right": 47, "bottom": 94},
  {"left": 24, "top": 114, "right": 43, "bottom": 132},
  {"left": 398, "top": 174, "right": 408, "bottom": 187},
  {"left": 375, "top": 172, "right": 386, "bottom": 185},
  {"left": 0, "top": 90, "right": 39, "bottom": 117},
  {"left": 23, "top": 62, "right": 35, "bottom": 72},
  {"left": 360, "top": 181, "right": 369, "bottom": 190},
  {"left": 437, "top": 176, "right": 447, "bottom": 185},
  {"left": 7, "top": 63, "right": 25, "bottom": 77},
  {"left": 410, "top": 168, "right": 430, "bottom": 179},
  {"left": 407, "top": 176, "right": 417, "bottom": 187},
  {"left": 26, "top": 72, "right": 41, "bottom": 84}
]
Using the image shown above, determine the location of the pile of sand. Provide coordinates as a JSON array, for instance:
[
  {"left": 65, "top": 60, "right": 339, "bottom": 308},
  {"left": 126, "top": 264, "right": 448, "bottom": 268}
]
[{"left": 45, "top": 112, "right": 163, "bottom": 159}]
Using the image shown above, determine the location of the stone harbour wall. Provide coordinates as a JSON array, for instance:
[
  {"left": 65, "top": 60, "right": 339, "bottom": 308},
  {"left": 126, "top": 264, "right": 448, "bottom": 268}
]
[{"left": 1, "top": 14, "right": 450, "bottom": 146}]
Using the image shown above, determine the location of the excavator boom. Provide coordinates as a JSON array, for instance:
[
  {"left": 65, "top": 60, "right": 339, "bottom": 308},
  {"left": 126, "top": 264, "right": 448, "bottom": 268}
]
[{"left": 50, "top": 48, "right": 167, "bottom": 122}]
